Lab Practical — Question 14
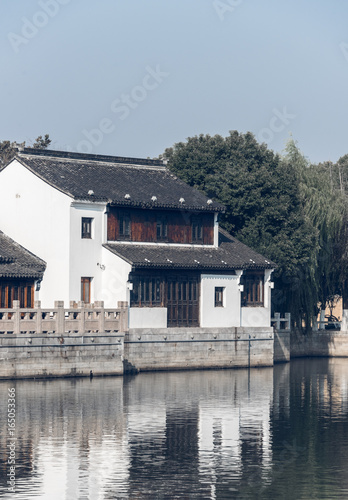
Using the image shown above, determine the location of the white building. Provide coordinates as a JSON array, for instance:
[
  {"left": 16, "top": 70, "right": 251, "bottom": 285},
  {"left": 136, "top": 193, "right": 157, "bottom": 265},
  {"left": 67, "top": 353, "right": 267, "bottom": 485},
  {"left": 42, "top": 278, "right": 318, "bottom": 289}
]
[{"left": 0, "top": 148, "right": 275, "bottom": 329}]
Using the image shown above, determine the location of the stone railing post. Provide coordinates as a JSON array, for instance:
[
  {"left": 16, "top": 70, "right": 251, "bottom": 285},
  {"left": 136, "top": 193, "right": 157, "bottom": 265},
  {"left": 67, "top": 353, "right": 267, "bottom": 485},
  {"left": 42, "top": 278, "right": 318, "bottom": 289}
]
[
  {"left": 77, "top": 301, "right": 85, "bottom": 333},
  {"left": 341, "top": 310, "right": 348, "bottom": 332},
  {"left": 35, "top": 300, "right": 42, "bottom": 334},
  {"left": 274, "top": 312, "right": 280, "bottom": 331},
  {"left": 117, "top": 301, "right": 128, "bottom": 332},
  {"left": 54, "top": 301, "right": 65, "bottom": 334},
  {"left": 285, "top": 312, "right": 291, "bottom": 331},
  {"left": 94, "top": 301, "right": 105, "bottom": 333},
  {"left": 319, "top": 310, "right": 325, "bottom": 330},
  {"left": 13, "top": 300, "right": 20, "bottom": 334}
]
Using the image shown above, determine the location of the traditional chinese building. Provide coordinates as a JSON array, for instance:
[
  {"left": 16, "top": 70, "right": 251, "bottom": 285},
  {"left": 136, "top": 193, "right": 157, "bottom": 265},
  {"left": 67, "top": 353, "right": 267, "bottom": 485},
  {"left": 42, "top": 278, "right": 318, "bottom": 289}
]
[
  {"left": 0, "top": 231, "right": 46, "bottom": 308},
  {"left": 0, "top": 148, "right": 275, "bottom": 329}
]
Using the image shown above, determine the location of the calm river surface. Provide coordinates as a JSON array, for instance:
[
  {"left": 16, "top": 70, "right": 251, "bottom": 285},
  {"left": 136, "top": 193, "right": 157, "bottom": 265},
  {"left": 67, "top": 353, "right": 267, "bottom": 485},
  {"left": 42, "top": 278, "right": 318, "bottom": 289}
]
[{"left": 1, "top": 359, "right": 348, "bottom": 499}]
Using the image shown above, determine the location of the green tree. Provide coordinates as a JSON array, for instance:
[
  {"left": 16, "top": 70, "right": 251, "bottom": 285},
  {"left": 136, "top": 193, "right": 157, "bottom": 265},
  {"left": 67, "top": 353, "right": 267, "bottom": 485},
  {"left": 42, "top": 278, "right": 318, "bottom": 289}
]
[
  {"left": 163, "top": 132, "right": 348, "bottom": 330},
  {"left": 32, "top": 134, "right": 51, "bottom": 149},
  {"left": 0, "top": 134, "right": 51, "bottom": 166}
]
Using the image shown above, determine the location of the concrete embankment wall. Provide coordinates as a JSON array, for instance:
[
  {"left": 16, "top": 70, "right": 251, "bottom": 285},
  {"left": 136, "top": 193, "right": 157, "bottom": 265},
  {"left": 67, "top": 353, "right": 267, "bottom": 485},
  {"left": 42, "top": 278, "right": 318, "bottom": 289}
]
[
  {"left": 0, "top": 332, "right": 124, "bottom": 379},
  {"left": 274, "top": 331, "right": 291, "bottom": 363},
  {"left": 290, "top": 330, "right": 348, "bottom": 358},
  {"left": 124, "top": 327, "right": 274, "bottom": 372}
]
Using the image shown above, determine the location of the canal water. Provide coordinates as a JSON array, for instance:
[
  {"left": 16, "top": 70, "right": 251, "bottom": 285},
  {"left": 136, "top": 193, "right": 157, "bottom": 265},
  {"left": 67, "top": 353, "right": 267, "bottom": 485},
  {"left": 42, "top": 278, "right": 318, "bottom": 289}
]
[{"left": 1, "top": 358, "right": 348, "bottom": 499}]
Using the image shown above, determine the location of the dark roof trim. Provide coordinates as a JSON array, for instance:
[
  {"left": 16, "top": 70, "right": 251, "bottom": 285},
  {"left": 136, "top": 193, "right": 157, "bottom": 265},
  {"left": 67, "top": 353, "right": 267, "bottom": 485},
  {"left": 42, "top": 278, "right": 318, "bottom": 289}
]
[
  {"left": 107, "top": 200, "right": 224, "bottom": 212},
  {"left": 18, "top": 148, "right": 165, "bottom": 167}
]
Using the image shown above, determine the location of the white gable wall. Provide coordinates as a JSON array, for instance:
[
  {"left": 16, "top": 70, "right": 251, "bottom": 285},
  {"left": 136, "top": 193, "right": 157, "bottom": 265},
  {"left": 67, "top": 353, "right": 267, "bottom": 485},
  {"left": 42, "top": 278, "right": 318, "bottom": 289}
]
[
  {"left": 100, "top": 246, "right": 131, "bottom": 308},
  {"left": 200, "top": 274, "right": 242, "bottom": 327},
  {"left": 0, "top": 159, "right": 71, "bottom": 307},
  {"left": 69, "top": 202, "right": 106, "bottom": 304}
]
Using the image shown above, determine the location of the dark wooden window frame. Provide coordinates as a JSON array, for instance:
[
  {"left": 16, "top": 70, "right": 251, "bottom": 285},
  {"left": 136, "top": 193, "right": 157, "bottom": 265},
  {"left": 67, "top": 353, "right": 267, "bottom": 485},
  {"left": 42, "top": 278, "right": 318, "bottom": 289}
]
[
  {"left": 129, "top": 272, "right": 200, "bottom": 327},
  {"left": 0, "top": 281, "right": 34, "bottom": 308},
  {"left": 214, "top": 287, "right": 224, "bottom": 307},
  {"left": 81, "top": 277, "right": 92, "bottom": 304},
  {"left": 156, "top": 217, "right": 168, "bottom": 241},
  {"left": 130, "top": 276, "right": 164, "bottom": 307},
  {"left": 241, "top": 271, "right": 264, "bottom": 307},
  {"left": 191, "top": 216, "right": 203, "bottom": 243},
  {"left": 119, "top": 212, "right": 131, "bottom": 239},
  {"left": 81, "top": 217, "right": 93, "bottom": 239}
]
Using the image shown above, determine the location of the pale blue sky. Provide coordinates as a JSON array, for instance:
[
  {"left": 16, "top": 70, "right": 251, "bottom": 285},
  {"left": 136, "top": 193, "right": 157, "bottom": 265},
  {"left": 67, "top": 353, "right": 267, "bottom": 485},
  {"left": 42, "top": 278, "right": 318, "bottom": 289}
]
[{"left": 1, "top": 0, "right": 348, "bottom": 163}]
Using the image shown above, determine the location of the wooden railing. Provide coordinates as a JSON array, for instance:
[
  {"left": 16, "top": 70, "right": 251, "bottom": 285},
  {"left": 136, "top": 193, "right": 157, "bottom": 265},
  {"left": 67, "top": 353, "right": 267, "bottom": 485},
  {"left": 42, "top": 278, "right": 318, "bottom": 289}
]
[
  {"left": 0, "top": 300, "right": 128, "bottom": 335},
  {"left": 271, "top": 313, "right": 291, "bottom": 332}
]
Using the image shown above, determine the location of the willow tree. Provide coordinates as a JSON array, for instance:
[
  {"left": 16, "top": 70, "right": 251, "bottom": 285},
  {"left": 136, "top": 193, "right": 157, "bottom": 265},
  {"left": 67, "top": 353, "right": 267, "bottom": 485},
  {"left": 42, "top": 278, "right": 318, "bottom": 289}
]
[
  {"left": 283, "top": 139, "right": 348, "bottom": 327},
  {"left": 163, "top": 133, "right": 348, "bottom": 331}
]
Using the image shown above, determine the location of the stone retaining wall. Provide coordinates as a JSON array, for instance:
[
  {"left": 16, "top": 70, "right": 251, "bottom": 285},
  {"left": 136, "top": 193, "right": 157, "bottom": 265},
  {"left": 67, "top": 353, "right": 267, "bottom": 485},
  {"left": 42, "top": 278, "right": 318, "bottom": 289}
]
[
  {"left": 0, "top": 332, "right": 124, "bottom": 379},
  {"left": 290, "top": 330, "right": 348, "bottom": 358},
  {"left": 124, "top": 327, "right": 274, "bottom": 372},
  {"left": 274, "top": 331, "right": 290, "bottom": 363}
]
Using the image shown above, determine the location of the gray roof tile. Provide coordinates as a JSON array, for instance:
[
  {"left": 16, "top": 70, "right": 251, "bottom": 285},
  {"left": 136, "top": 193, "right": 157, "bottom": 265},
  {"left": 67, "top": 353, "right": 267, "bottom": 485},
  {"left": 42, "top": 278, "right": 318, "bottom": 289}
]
[
  {"left": 104, "top": 230, "right": 275, "bottom": 271},
  {"left": 11, "top": 149, "right": 224, "bottom": 212},
  {"left": 0, "top": 232, "right": 46, "bottom": 279}
]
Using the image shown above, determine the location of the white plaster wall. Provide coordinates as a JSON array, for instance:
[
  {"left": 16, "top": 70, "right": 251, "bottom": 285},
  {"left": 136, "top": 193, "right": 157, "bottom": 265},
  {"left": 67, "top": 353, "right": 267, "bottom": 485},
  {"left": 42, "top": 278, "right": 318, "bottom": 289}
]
[
  {"left": 0, "top": 159, "right": 72, "bottom": 307},
  {"left": 200, "top": 274, "right": 241, "bottom": 327},
  {"left": 241, "top": 306, "right": 270, "bottom": 327},
  {"left": 129, "top": 308, "right": 167, "bottom": 328},
  {"left": 214, "top": 213, "right": 219, "bottom": 247},
  {"left": 69, "top": 202, "right": 106, "bottom": 303},
  {"left": 100, "top": 247, "right": 131, "bottom": 308}
]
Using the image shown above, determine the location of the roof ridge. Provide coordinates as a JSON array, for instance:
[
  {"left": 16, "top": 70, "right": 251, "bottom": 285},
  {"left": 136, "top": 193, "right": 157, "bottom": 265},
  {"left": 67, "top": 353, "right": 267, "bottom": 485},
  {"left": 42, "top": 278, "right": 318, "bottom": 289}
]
[{"left": 17, "top": 148, "right": 166, "bottom": 168}]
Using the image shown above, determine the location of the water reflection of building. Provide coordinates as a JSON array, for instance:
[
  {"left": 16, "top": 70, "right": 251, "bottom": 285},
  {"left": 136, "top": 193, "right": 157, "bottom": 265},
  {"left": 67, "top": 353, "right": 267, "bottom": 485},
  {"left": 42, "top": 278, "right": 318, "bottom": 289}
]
[
  {"left": 123, "top": 369, "right": 273, "bottom": 499},
  {"left": 197, "top": 369, "right": 273, "bottom": 496},
  {"left": 0, "top": 378, "right": 129, "bottom": 499}
]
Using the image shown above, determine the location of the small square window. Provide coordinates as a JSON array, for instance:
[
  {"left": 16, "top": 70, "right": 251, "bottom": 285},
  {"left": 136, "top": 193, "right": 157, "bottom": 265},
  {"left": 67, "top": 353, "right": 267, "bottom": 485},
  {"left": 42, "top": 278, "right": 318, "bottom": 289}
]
[
  {"left": 215, "top": 287, "right": 224, "bottom": 307},
  {"left": 81, "top": 217, "right": 93, "bottom": 239}
]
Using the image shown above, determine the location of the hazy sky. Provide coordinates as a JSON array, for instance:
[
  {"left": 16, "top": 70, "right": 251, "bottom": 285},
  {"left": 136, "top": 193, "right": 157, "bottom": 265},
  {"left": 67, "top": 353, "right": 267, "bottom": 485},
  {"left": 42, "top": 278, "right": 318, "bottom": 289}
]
[{"left": 1, "top": 0, "right": 348, "bottom": 163}]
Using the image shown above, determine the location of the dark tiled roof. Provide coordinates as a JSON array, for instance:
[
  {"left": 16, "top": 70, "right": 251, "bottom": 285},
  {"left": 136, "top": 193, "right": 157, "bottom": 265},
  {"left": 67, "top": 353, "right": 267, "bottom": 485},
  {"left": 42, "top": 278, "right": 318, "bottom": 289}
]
[
  {"left": 10, "top": 149, "right": 224, "bottom": 212},
  {"left": 103, "top": 231, "right": 275, "bottom": 271},
  {"left": 0, "top": 232, "right": 46, "bottom": 279}
]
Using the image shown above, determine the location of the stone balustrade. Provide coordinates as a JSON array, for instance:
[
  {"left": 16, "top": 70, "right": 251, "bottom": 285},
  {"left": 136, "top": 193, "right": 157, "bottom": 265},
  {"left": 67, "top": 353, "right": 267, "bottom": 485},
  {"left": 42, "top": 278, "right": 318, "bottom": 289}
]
[
  {"left": 271, "top": 312, "right": 291, "bottom": 331},
  {"left": 0, "top": 300, "right": 128, "bottom": 335}
]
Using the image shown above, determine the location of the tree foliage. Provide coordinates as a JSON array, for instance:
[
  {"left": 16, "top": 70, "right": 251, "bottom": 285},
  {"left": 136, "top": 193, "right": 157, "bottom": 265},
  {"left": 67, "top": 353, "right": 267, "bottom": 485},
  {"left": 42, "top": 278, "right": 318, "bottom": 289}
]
[
  {"left": 0, "top": 134, "right": 51, "bottom": 166},
  {"left": 163, "top": 132, "right": 348, "bottom": 330}
]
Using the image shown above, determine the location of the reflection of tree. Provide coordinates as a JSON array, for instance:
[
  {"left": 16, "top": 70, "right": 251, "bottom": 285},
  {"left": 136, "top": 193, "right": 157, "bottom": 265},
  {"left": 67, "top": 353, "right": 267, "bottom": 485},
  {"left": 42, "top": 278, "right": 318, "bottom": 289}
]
[{"left": 264, "top": 359, "right": 348, "bottom": 499}]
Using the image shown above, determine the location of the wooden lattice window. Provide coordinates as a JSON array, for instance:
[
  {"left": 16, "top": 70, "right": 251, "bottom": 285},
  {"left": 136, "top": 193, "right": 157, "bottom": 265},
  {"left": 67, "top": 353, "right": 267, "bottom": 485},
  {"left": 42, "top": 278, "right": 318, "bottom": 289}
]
[
  {"left": 156, "top": 217, "right": 168, "bottom": 241},
  {"left": 0, "top": 282, "right": 34, "bottom": 308},
  {"left": 130, "top": 276, "right": 164, "bottom": 307},
  {"left": 119, "top": 212, "right": 131, "bottom": 239},
  {"left": 191, "top": 216, "right": 203, "bottom": 242},
  {"left": 241, "top": 271, "right": 264, "bottom": 307}
]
